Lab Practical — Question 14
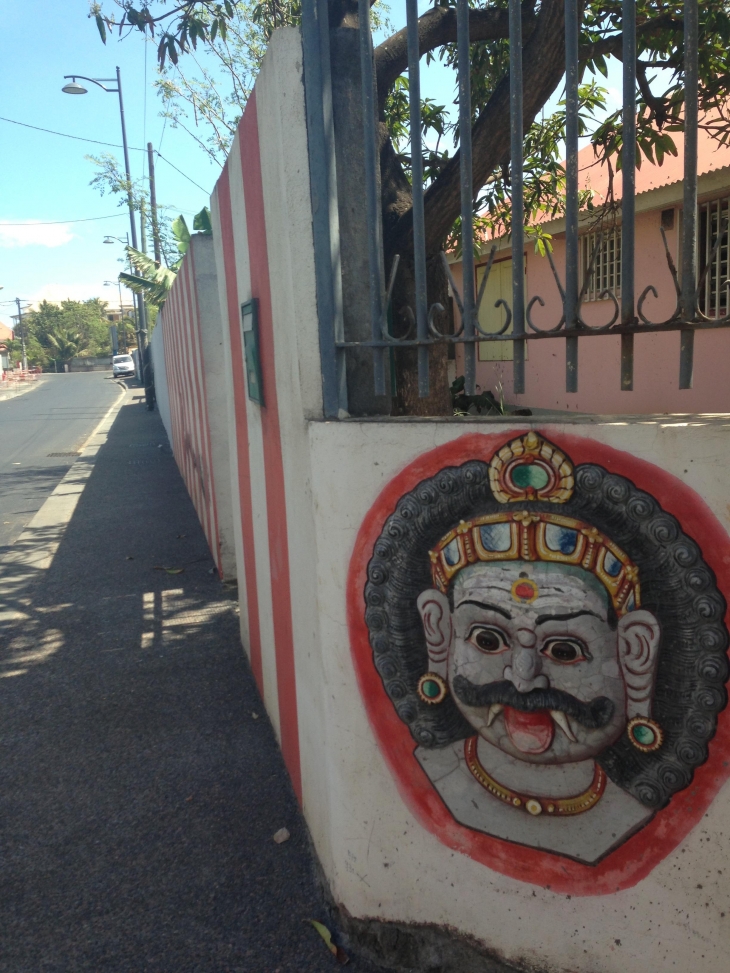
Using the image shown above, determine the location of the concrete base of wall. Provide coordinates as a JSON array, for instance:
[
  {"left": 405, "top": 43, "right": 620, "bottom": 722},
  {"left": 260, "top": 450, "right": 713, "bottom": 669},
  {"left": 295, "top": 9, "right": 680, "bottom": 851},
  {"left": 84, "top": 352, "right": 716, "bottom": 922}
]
[{"left": 339, "top": 914, "right": 535, "bottom": 973}]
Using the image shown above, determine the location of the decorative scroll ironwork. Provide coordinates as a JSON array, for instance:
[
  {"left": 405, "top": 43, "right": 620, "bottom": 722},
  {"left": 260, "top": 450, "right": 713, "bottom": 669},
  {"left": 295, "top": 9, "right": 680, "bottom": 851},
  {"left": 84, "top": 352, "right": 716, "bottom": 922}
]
[{"left": 306, "top": 0, "right": 730, "bottom": 407}]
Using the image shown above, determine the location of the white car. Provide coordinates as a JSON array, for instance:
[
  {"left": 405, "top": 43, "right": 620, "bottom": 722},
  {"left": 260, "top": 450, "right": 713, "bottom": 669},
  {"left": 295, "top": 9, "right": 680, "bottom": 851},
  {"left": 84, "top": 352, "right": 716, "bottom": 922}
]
[{"left": 112, "top": 354, "right": 136, "bottom": 378}]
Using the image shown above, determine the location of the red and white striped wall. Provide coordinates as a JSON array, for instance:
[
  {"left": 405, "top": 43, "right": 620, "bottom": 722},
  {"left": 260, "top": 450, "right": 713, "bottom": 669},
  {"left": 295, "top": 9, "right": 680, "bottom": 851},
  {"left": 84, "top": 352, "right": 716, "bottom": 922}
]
[
  {"left": 209, "top": 26, "right": 325, "bottom": 809},
  {"left": 156, "top": 235, "right": 231, "bottom": 579}
]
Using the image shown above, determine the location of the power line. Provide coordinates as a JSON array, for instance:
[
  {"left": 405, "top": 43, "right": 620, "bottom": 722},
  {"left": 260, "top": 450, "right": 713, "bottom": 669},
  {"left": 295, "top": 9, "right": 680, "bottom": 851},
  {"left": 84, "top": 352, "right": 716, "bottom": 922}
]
[
  {"left": 0, "top": 115, "right": 212, "bottom": 194},
  {"left": 0, "top": 114, "right": 145, "bottom": 151},
  {"left": 156, "top": 153, "right": 209, "bottom": 194},
  {"left": 0, "top": 214, "right": 127, "bottom": 226}
]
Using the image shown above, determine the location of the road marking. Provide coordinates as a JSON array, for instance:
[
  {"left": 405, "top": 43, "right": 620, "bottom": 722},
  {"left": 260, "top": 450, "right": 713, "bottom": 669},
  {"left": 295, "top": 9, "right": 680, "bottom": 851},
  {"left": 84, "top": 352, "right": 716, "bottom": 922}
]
[{"left": 0, "top": 386, "right": 127, "bottom": 625}]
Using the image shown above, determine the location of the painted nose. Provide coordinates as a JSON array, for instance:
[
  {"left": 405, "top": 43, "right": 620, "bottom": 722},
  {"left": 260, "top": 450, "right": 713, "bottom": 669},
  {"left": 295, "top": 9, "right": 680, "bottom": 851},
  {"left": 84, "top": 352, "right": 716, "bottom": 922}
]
[{"left": 503, "top": 646, "right": 549, "bottom": 693}]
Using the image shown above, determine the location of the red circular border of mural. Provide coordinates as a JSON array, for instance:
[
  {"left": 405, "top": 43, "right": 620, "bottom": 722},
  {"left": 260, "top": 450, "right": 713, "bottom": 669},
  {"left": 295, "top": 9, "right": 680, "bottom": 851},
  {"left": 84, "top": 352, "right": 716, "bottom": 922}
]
[{"left": 346, "top": 429, "right": 730, "bottom": 896}]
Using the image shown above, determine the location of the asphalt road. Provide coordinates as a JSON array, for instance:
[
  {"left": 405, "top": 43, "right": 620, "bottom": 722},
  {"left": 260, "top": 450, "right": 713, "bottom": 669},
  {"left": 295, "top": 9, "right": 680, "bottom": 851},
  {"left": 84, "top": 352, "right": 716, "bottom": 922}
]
[{"left": 0, "top": 373, "right": 123, "bottom": 552}]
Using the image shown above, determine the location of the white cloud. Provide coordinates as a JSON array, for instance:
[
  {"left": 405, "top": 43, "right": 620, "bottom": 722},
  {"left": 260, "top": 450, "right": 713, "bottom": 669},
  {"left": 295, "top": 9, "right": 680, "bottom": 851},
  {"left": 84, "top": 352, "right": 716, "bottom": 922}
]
[
  {"left": 27, "top": 282, "right": 109, "bottom": 305},
  {"left": 0, "top": 222, "right": 74, "bottom": 248}
]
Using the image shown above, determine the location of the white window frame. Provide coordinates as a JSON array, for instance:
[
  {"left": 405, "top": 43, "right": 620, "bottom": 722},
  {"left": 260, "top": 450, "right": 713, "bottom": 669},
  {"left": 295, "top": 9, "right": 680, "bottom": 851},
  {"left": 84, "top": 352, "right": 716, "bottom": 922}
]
[
  {"left": 580, "top": 227, "right": 622, "bottom": 302},
  {"left": 698, "top": 195, "right": 730, "bottom": 319}
]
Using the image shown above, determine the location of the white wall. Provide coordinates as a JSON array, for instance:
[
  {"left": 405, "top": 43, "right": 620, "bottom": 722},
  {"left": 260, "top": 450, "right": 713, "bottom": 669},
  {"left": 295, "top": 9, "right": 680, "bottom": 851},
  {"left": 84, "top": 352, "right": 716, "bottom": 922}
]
[{"left": 150, "top": 320, "right": 171, "bottom": 445}]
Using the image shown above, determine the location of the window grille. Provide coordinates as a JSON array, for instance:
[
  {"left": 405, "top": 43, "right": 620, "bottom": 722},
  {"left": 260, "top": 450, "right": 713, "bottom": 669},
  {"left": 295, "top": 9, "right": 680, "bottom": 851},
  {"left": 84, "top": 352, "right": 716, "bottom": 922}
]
[
  {"left": 580, "top": 230, "right": 622, "bottom": 302},
  {"left": 699, "top": 197, "right": 730, "bottom": 318}
]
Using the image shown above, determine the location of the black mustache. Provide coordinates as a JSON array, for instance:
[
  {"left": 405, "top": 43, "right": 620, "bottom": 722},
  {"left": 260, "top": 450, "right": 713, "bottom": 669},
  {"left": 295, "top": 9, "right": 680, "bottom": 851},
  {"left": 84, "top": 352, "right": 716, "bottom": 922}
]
[{"left": 451, "top": 677, "right": 615, "bottom": 729}]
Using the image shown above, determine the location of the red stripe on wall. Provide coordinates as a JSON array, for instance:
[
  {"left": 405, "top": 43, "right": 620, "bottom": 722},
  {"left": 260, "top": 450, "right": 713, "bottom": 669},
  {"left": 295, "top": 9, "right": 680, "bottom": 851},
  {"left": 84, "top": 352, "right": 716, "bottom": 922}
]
[
  {"left": 238, "top": 91, "right": 302, "bottom": 803},
  {"left": 216, "top": 166, "right": 264, "bottom": 690}
]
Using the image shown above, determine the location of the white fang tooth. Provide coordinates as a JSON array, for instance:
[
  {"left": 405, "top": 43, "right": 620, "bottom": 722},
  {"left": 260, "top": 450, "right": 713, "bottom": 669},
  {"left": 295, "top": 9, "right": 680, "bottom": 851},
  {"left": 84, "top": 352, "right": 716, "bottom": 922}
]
[
  {"left": 486, "top": 704, "right": 504, "bottom": 727},
  {"left": 550, "top": 710, "right": 577, "bottom": 741}
]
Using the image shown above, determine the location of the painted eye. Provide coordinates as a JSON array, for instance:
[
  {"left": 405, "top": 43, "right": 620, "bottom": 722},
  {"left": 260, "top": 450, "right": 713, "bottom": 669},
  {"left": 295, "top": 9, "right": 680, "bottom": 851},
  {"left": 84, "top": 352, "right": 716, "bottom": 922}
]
[
  {"left": 467, "top": 626, "right": 508, "bottom": 654},
  {"left": 541, "top": 639, "right": 587, "bottom": 664}
]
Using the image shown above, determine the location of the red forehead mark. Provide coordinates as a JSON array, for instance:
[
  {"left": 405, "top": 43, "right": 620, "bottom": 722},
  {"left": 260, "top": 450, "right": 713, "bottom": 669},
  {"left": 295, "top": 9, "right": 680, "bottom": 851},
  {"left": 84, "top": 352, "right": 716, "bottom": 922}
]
[{"left": 512, "top": 579, "right": 539, "bottom": 603}]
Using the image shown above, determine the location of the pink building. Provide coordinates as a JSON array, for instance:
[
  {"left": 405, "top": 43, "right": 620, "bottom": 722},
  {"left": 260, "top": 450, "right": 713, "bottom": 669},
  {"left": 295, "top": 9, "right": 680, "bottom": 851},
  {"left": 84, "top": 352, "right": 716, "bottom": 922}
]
[{"left": 452, "top": 128, "right": 730, "bottom": 414}]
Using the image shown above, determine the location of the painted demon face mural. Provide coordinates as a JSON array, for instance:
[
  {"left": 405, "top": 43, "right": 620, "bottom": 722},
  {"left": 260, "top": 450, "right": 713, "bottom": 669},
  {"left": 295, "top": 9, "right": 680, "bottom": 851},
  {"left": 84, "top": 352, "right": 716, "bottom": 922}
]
[{"left": 363, "top": 432, "right": 729, "bottom": 867}]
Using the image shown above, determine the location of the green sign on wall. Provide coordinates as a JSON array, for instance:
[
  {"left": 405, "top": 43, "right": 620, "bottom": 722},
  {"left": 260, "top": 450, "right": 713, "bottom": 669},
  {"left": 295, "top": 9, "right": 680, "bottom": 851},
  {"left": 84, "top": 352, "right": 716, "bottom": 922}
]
[{"left": 241, "top": 299, "right": 264, "bottom": 406}]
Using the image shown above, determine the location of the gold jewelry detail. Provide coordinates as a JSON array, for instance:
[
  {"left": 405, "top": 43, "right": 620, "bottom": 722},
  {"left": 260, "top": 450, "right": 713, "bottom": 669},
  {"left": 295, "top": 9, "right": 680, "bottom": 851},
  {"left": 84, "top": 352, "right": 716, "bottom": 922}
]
[
  {"left": 626, "top": 716, "right": 664, "bottom": 753},
  {"left": 430, "top": 510, "right": 640, "bottom": 615},
  {"left": 464, "top": 737, "right": 607, "bottom": 816},
  {"left": 417, "top": 672, "right": 448, "bottom": 705},
  {"left": 489, "top": 431, "right": 574, "bottom": 504}
]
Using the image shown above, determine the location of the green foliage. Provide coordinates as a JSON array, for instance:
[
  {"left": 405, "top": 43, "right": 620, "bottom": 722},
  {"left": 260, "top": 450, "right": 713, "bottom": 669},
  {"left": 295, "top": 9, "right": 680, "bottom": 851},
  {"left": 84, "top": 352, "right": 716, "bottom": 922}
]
[
  {"left": 90, "top": 0, "right": 730, "bottom": 252},
  {"left": 13, "top": 299, "right": 113, "bottom": 368},
  {"left": 385, "top": 76, "right": 451, "bottom": 185},
  {"left": 120, "top": 207, "right": 213, "bottom": 307}
]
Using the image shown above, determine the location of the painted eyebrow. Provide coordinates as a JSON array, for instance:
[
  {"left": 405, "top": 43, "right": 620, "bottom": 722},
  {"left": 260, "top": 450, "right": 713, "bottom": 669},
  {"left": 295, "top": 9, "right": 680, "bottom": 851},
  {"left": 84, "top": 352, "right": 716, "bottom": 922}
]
[
  {"left": 535, "top": 610, "right": 605, "bottom": 625},
  {"left": 455, "top": 599, "right": 512, "bottom": 620}
]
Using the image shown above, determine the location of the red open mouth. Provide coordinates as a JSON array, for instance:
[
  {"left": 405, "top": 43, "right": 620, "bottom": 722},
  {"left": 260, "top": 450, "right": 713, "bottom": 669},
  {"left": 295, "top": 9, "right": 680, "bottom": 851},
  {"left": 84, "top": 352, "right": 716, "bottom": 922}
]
[{"left": 503, "top": 706, "right": 555, "bottom": 754}]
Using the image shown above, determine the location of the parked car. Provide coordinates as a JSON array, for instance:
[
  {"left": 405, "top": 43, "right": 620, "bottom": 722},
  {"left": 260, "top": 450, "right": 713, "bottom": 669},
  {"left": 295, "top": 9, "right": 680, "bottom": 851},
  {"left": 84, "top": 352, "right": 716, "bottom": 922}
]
[{"left": 112, "top": 354, "right": 136, "bottom": 378}]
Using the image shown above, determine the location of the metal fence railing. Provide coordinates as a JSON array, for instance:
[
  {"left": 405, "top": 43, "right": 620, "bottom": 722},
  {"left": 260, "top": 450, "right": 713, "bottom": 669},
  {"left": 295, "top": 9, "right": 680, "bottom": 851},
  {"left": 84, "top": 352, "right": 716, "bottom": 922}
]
[{"left": 302, "top": 0, "right": 730, "bottom": 417}]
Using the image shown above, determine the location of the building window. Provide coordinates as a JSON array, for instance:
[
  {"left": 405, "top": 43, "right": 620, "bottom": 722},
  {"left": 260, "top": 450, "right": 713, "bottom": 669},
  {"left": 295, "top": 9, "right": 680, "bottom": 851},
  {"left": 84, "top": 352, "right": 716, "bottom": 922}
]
[
  {"left": 699, "top": 196, "right": 730, "bottom": 319},
  {"left": 580, "top": 228, "right": 622, "bottom": 301}
]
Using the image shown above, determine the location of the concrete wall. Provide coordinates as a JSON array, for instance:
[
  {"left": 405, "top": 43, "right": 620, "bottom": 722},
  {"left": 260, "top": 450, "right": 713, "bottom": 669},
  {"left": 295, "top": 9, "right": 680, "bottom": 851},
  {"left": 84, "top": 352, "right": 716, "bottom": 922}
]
[
  {"left": 155, "top": 235, "right": 236, "bottom": 581},
  {"left": 206, "top": 26, "right": 730, "bottom": 973},
  {"left": 150, "top": 320, "right": 171, "bottom": 445}
]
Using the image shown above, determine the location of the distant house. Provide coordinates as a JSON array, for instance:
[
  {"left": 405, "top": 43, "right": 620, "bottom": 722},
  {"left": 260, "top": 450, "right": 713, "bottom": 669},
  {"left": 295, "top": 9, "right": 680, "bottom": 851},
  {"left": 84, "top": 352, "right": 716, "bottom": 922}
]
[{"left": 449, "top": 127, "right": 730, "bottom": 414}]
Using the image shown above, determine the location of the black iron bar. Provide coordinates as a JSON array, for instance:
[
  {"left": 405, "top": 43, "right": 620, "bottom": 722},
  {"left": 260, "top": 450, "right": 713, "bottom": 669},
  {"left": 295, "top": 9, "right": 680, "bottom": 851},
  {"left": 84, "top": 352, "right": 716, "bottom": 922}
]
[
  {"left": 509, "top": 0, "right": 526, "bottom": 394},
  {"left": 358, "top": 0, "right": 387, "bottom": 396},
  {"left": 620, "top": 0, "right": 636, "bottom": 391},
  {"left": 406, "top": 0, "right": 430, "bottom": 397},
  {"left": 564, "top": 0, "right": 580, "bottom": 393},
  {"left": 457, "top": 0, "right": 477, "bottom": 395},
  {"left": 301, "top": 0, "right": 348, "bottom": 416},
  {"left": 336, "top": 317, "right": 730, "bottom": 348},
  {"left": 680, "top": 0, "right": 698, "bottom": 388}
]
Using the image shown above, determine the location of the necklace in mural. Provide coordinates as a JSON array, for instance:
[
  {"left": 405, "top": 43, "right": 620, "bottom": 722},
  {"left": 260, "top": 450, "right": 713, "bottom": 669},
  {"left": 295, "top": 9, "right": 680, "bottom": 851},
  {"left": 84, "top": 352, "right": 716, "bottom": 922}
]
[{"left": 464, "top": 737, "right": 607, "bottom": 817}]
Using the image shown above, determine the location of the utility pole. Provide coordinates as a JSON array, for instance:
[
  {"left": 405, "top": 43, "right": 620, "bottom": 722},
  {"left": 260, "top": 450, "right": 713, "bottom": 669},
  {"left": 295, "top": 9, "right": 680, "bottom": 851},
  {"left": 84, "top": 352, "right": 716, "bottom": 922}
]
[
  {"left": 147, "top": 143, "right": 162, "bottom": 267},
  {"left": 14, "top": 298, "right": 27, "bottom": 371}
]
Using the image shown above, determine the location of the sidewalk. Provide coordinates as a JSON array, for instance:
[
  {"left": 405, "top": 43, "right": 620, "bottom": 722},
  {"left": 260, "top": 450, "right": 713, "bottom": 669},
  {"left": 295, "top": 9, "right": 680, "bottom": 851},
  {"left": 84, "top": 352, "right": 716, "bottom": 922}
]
[{"left": 0, "top": 389, "right": 384, "bottom": 973}]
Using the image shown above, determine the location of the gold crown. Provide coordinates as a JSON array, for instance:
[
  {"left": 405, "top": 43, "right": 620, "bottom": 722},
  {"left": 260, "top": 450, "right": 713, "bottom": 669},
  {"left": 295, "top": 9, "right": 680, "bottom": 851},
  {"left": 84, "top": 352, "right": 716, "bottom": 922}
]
[{"left": 428, "top": 433, "right": 640, "bottom": 615}]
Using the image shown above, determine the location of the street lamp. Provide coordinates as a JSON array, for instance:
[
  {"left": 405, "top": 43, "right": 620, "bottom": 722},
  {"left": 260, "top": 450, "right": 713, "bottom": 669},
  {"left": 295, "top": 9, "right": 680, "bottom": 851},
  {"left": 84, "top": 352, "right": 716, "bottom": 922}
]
[{"left": 62, "top": 68, "right": 147, "bottom": 372}]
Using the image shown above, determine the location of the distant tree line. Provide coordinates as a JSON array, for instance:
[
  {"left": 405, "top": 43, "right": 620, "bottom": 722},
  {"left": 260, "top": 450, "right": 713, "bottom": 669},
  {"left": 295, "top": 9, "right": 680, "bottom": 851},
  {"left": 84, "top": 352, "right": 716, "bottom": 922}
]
[{"left": 8, "top": 300, "right": 115, "bottom": 370}]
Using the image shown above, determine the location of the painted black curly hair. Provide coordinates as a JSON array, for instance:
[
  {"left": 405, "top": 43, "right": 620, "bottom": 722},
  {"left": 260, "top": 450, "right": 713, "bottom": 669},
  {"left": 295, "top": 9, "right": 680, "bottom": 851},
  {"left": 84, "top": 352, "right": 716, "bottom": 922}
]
[{"left": 364, "top": 458, "right": 729, "bottom": 810}]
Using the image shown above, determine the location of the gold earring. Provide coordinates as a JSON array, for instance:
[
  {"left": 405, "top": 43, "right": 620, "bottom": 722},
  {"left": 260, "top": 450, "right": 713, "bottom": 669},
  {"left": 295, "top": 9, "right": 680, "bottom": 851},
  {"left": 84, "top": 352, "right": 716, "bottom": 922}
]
[
  {"left": 627, "top": 716, "right": 664, "bottom": 752},
  {"left": 417, "top": 673, "right": 448, "bottom": 705}
]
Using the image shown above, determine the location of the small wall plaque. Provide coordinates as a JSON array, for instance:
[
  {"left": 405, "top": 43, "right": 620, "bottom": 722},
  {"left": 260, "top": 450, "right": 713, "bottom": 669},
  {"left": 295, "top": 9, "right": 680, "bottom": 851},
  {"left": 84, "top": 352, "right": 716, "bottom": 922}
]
[{"left": 241, "top": 299, "right": 264, "bottom": 406}]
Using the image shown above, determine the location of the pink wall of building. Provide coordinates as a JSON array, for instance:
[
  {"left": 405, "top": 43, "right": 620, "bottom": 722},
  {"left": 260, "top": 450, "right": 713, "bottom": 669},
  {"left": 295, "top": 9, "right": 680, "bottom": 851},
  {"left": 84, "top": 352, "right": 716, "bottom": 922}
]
[{"left": 453, "top": 131, "right": 730, "bottom": 415}]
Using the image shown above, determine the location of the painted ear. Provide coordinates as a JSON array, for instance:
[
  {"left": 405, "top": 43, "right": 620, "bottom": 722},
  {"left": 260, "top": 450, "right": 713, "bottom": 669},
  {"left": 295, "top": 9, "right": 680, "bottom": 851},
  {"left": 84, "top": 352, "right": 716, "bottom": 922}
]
[
  {"left": 416, "top": 589, "right": 452, "bottom": 677},
  {"left": 617, "top": 609, "right": 661, "bottom": 719}
]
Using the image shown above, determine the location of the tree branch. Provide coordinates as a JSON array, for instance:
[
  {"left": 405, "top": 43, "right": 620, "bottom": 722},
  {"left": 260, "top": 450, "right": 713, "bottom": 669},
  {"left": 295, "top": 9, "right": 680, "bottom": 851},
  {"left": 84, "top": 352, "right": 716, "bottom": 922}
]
[
  {"left": 374, "top": 1, "right": 537, "bottom": 104},
  {"left": 578, "top": 14, "right": 682, "bottom": 63},
  {"left": 402, "top": 0, "right": 567, "bottom": 256}
]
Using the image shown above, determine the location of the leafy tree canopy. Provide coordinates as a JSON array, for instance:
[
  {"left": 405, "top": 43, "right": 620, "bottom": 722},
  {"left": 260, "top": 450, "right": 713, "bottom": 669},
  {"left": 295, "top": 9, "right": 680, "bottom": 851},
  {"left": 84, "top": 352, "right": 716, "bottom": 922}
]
[{"left": 11, "top": 299, "right": 113, "bottom": 368}]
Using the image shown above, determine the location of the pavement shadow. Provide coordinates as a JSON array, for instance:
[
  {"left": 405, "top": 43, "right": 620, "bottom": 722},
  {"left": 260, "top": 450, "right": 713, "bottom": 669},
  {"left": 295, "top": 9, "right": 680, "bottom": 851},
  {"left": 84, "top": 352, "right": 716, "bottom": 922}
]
[{"left": 0, "top": 395, "right": 374, "bottom": 973}]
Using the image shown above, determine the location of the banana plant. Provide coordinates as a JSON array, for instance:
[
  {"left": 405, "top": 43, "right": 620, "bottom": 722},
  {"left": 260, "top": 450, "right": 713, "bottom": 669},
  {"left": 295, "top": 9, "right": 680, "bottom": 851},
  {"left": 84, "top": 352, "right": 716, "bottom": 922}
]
[{"left": 119, "top": 206, "right": 212, "bottom": 307}]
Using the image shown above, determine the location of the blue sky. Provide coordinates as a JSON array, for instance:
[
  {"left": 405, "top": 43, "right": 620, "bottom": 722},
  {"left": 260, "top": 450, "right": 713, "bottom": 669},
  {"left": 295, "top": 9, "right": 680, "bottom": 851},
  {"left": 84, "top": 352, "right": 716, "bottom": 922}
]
[
  {"left": 0, "top": 0, "right": 623, "bottom": 330},
  {"left": 0, "top": 0, "right": 218, "bottom": 327}
]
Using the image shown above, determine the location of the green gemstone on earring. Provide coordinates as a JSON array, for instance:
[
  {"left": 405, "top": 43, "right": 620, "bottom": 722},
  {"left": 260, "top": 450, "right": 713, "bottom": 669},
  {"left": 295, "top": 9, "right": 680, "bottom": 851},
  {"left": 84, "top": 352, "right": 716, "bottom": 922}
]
[
  {"left": 632, "top": 723, "right": 656, "bottom": 746},
  {"left": 422, "top": 679, "right": 440, "bottom": 698}
]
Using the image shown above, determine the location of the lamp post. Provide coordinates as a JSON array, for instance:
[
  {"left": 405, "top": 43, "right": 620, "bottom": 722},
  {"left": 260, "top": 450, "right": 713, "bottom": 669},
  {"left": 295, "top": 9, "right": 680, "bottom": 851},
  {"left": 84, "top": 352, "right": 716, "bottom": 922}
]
[{"left": 62, "top": 68, "right": 148, "bottom": 372}]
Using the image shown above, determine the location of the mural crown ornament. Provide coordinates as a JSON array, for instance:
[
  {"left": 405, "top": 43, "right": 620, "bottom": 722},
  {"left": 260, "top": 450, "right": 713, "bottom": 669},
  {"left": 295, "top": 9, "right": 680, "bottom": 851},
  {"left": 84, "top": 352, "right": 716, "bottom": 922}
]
[
  {"left": 489, "top": 430, "right": 574, "bottom": 504},
  {"left": 428, "top": 434, "right": 641, "bottom": 615}
]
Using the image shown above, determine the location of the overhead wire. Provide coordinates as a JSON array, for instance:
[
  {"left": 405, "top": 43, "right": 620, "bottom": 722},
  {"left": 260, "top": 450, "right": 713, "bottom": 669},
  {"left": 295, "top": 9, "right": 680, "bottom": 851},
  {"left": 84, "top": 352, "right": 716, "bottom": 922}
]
[{"left": 0, "top": 115, "right": 211, "bottom": 195}]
